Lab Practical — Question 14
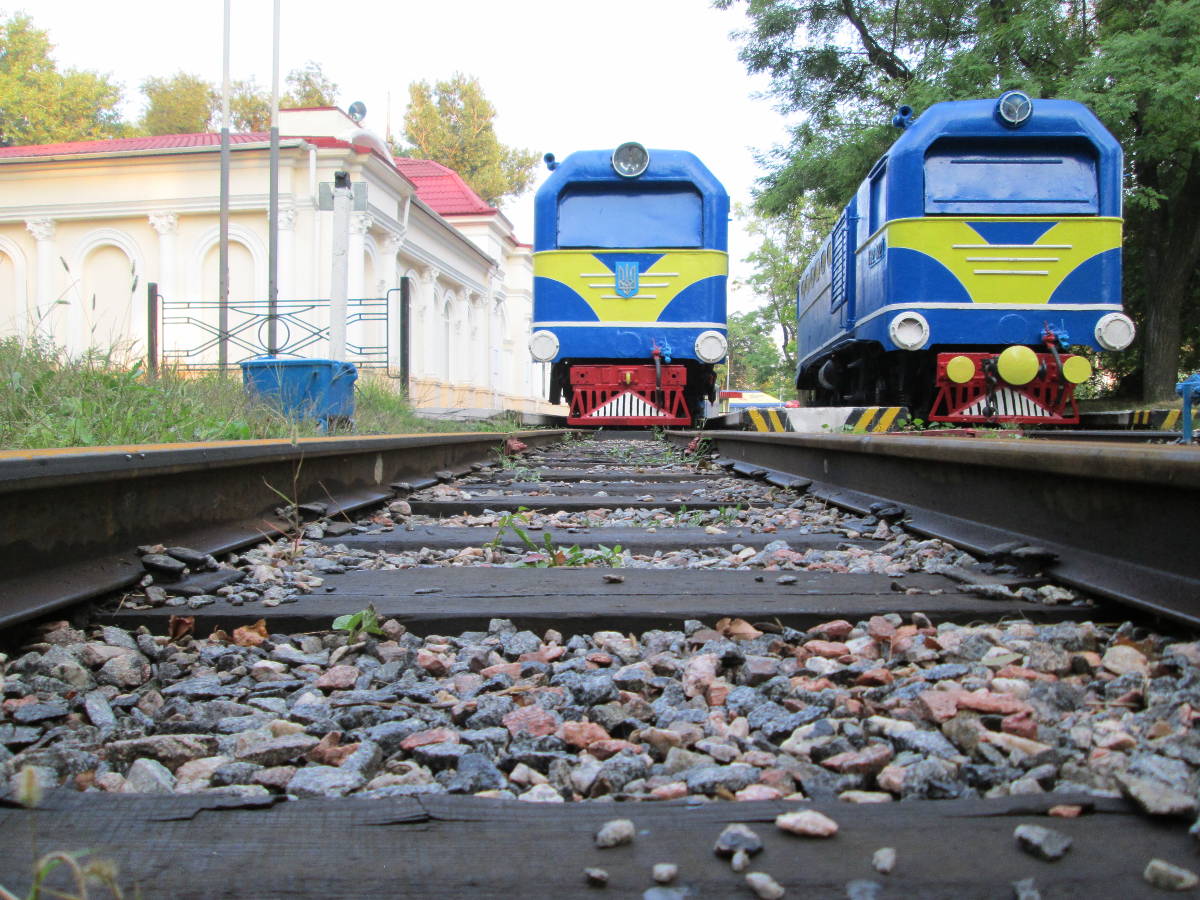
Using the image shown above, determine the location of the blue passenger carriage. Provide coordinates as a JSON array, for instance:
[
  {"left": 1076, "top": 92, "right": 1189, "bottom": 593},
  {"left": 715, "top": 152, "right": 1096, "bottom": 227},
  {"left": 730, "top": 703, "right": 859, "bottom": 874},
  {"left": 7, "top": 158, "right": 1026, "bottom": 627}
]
[
  {"left": 795, "top": 93, "right": 1135, "bottom": 423},
  {"left": 530, "top": 143, "right": 729, "bottom": 426}
]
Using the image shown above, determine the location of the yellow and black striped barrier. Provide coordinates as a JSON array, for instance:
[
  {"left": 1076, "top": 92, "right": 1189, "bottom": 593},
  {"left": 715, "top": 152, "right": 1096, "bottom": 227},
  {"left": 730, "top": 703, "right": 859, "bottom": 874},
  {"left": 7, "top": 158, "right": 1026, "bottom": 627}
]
[
  {"left": 1130, "top": 409, "right": 1181, "bottom": 430},
  {"left": 741, "top": 406, "right": 909, "bottom": 434},
  {"left": 744, "top": 408, "right": 788, "bottom": 433}
]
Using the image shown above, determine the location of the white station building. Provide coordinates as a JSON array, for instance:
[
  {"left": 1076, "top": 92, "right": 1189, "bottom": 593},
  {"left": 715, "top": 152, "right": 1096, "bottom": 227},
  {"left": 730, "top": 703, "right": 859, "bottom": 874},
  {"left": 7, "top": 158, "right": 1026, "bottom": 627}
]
[{"left": 0, "top": 106, "right": 555, "bottom": 414}]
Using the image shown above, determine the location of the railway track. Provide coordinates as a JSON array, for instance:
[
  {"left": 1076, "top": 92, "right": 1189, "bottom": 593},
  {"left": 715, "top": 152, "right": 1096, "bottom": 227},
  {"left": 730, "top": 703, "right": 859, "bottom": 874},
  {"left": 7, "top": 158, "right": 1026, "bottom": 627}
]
[{"left": 1, "top": 431, "right": 1199, "bottom": 897}]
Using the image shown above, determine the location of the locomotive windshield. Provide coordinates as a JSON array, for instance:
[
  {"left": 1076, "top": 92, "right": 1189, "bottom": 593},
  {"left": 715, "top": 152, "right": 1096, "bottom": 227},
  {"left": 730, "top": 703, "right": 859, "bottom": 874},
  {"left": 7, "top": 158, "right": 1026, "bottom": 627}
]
[
  {"left": 556, "top": 183, "right": 703, "bottom": 248},
  {"left": 924, "top": 138, "right": 1099, "bottom": 215}
]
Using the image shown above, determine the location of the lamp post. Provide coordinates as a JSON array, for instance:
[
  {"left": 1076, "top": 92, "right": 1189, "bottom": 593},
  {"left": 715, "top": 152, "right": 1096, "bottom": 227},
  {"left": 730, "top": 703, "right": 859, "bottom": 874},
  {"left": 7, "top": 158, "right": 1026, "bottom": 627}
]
[
  {"left": 218, "top": 0, "right": 231, "bottom": 370},
  {"left": 267, "top": 0, "right": 280, "bottom": 355}
]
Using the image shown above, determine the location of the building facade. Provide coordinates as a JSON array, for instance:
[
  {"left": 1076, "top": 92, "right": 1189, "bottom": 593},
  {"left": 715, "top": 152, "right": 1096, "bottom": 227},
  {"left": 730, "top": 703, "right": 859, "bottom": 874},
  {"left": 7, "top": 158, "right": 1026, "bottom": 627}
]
[{"left": 0, "top": 107, "right": 553, "bottom": 413}]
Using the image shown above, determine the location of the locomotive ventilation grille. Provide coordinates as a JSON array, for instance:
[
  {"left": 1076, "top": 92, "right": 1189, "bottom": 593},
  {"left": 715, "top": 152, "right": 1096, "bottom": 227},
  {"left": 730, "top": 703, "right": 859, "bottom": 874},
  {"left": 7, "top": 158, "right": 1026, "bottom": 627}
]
[
  {"left": 587, "top": 391, "right": 670, "bottom": 418},
  {"left": 956, "top": 387, "right": 1055, "bottom": 418}
]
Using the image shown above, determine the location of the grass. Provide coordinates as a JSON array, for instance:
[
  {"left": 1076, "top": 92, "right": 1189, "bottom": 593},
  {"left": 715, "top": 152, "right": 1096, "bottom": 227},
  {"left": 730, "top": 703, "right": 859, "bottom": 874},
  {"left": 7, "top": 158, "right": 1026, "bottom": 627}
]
[{"left": 0, "top": 337, "right": 514, "bottom": 450}]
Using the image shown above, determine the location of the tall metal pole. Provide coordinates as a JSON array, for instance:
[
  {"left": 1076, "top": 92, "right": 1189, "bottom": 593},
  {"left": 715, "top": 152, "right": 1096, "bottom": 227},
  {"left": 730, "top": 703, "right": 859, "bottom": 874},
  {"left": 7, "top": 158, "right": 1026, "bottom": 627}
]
[
  {"left": 146, "top": 282, "right": 158, "bottom": 378},
  {"left": 329, "top": 171, "right": 351, "bottom": 361},
  {"left": 267, "top": 0, "right": 280, "bottom": 355},
  {"left": 399, "top": 276, "right": 410, "bottom": 394},
  {"left": 218, "top": 0, "right": 231, "bottom": 371}
]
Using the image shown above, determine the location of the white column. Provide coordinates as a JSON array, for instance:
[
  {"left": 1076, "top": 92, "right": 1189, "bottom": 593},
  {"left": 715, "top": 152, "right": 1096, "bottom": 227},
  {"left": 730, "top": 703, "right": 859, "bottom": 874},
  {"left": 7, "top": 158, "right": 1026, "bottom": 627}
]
[
  {"left": 418, "top": 268, "right": 439, "bottom": 378},
  {"left": 348, "top": 213, "right": 372, "bottom": 300},
  {"left": 487, "top": 265, "right": 504, "bottom": 406},
  {"left": 277, "top": 206, "right": 296, "bottom": 300},
  {"left": 383, "top": 233, "right": 404, "bottom": 375},
  {"left": 25, "top": 218, "right": 60, "bottom": 344},
  {"left": 447, "top": 290, "right": 460, "bottom": 385},
  {"left": 148, "top": 213, "right": 179, "bottom": 299},
  {"left": 466, "top": 291, "right": 481, "bottom": 390},
  {"left": 492, "top": 299, "right": 506, "bottom": 407}
]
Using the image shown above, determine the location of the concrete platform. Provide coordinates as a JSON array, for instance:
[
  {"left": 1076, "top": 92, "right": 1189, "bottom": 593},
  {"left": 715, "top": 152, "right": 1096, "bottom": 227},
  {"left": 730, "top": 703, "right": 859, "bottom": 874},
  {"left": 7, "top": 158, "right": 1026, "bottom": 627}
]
[
  {"left": 1078, "top": 408, "right": 1182, "bottom": 430},
  {"left": 412, "top": 407, "right": 511, "bottom": 423}
]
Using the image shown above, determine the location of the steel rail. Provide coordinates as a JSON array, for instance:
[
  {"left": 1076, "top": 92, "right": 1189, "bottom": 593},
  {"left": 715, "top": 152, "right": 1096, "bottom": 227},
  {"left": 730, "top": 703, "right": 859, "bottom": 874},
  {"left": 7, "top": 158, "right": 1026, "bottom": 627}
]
[
  {"left": 0, "top": 431, "right": 564, "bottom": 630},
  {"left": 671, "top": 431, "right": 1200, "bottom": 627}
]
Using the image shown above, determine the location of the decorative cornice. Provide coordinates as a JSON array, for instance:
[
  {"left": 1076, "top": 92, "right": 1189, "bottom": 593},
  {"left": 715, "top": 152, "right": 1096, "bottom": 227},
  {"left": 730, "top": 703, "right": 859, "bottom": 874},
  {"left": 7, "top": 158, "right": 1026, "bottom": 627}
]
[{"left": 0, "top": 193, "right": 299, "bottom": 224}]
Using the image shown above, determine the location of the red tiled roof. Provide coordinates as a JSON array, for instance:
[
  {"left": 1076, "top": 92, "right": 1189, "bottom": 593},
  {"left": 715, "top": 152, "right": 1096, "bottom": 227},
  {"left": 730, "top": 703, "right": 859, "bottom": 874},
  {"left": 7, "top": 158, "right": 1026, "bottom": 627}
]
[
  {"left": 393, "top": 157, "right": 495, "bottom": 216},
  {"left": 0, "top": 132, "right": 278, "bottom": 158}
]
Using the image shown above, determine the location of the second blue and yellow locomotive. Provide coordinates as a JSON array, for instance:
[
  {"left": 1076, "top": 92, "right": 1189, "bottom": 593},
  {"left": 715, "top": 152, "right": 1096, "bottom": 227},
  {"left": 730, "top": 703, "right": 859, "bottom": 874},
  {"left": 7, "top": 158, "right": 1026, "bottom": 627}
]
[
  {"left": 796, "top": 92, "right": 1135, "bottom": 423},
  {"left": 530, "top": 143, "right": 728, "bottom": 426}
]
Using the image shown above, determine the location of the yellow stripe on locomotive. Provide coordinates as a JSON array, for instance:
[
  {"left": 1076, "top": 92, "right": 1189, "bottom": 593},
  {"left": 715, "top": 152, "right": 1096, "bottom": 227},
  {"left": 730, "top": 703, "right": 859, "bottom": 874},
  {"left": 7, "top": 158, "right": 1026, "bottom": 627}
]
[
  {"left": 532, "top": 249, "right": 727, "bottom": 323},
  {"left": 885, "top": 216, "right": 1121, "bottom": 304}
]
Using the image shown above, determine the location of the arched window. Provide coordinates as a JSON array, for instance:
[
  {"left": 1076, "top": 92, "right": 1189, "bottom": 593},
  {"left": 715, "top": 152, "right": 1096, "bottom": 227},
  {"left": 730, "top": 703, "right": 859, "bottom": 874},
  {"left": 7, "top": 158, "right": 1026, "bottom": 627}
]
[{"left": 80, "top": 245, "right": 139, "bottom": 356}]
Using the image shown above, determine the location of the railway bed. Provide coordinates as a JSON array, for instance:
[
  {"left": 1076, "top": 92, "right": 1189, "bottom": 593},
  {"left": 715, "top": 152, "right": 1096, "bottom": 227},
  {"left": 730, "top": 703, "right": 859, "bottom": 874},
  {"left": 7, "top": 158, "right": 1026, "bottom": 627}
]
[{"left": 2, "top": 432, "right": 1199, "bottom": 897}]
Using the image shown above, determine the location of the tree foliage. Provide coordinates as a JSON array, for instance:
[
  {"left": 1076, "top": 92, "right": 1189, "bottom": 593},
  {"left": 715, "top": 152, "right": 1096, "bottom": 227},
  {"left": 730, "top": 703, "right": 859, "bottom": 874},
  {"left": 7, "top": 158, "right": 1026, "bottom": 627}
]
[
  {"left": 140, "top": 72, "right": 215, "bottom": 135},
  {"left": 401, "top": 73, "right": 539, "bottom": 206},
  {"left": 719, "top": 0, "right": 1200, "bottom": 400},
  {"left": 283, "top": 61, "right": 338, "bottom": 109},
  {"left": 739, "top": 200, "right": 837, "bottom": 374},
  {"left": 0, "top": 13, "right": 125, "bottom": 145},
  {"left": 722, "top": 308, "right": 791, "bottom": 396},
  {"left": 141, "top": 62, "right": 338, "bottom": 134}
]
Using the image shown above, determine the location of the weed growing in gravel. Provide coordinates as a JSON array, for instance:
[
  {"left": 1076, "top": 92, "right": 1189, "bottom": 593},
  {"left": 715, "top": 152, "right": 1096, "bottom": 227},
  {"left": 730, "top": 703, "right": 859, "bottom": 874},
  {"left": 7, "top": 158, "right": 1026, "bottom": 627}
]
[
  {"left": 489, "top": 506, "right": 622, "bottom": 567},
  {"left": 673, "top": 504, "right": 706, "bottom": 527},
  {"left": 332, "top": 604, "right": 385, "bottom": 641},
  {"left": 1, "top": 849, "right": 126, "bottom": 900},
  {"left": 2, "top": 769, "right": 125, "bottom": 899},
  {"left": 492, "top": 446, "right": 541, "bottom": 483},
  {"left": 714, "top": 504, "right": 743, "bottom": 526},
  {"left": 489, "top": 507, "right": 538, "bottom": 551}
]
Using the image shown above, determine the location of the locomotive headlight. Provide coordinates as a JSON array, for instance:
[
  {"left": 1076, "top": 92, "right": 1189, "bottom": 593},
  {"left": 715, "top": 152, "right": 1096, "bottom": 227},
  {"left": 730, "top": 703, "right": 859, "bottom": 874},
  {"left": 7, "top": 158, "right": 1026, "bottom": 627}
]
[
  {"left": 945, "top": 355, "right": 977, "bottom": 384},
  {"left": 997, "top": 345, "right": 1039, "bottom": 385},
  {"left": 612, "top": 142, "right": 650, "bottom": 178},
  {"left": 694, "top": 330, "right": 727, "bottom": 363},
  {"left": 1062, "top": 355, "right": 1093, "bottom": 384},
  {"left": 888, "top": 312, "right": 930, "bottom": 350},
  {"left": 1094, "top": 313, "right": 1136, "bottom": 351},
  {"left": 996, "top": 90, "right": 1033, "bottom": 128},
  {"left": 529, "top": 330, "right": 560, "bottom": 362}
]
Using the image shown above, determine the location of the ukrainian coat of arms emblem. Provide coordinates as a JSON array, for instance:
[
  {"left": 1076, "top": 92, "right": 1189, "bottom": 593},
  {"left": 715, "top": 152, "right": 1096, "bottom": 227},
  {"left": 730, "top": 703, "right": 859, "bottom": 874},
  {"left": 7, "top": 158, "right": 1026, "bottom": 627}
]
[{"left": 614, "top": 262, "right": 639, "bottom": 299}]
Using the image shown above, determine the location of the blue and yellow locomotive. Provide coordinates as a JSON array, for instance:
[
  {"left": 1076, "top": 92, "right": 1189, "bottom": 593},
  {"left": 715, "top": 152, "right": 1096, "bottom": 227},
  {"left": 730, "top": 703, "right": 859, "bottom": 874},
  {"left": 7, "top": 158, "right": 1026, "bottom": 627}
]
[
  {"left": 530, "top": 143, "right": 728, "bottom": 426},
  {"left": 796, "top": 92, "right": 1136, "bottom": 424}
]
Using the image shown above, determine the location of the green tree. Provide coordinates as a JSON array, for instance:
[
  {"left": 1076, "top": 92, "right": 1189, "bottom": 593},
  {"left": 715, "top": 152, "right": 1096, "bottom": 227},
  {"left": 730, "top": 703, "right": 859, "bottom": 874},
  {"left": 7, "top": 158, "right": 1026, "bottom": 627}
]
[
  {"left": 402, "top": 73, "right": 538, "bottom": 206},
  {"left": 148, "top": 62, "right": 337, "bottom": 134},
  {"left": 283, "top": 61, "right": 338, "bottom": 108},
  {"left": 1071, "top": 0, "right": 1200, "bottom": 400},
  {"left": 0, "top": 13, "right": 125, "bottom": 145},
  {"left": 227, "top": 77, "right": 271, "bottom": 131},
  {"left": 140, "top": 72, "right": 214, "bottom": 135},
  {"left": 739, "top": 200, "right": 837, "bottom": 373},
  {"left": 723, "top": 308, "right": 791, "bottom": 395},
  {"left": 718, "top": 0, "right": 1200, "bottom": 400}
]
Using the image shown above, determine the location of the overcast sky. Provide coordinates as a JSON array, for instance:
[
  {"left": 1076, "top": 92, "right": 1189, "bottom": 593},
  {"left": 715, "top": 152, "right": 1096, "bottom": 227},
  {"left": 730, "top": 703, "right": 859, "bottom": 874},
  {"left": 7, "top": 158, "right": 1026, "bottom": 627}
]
[{"left": 25, "top": 0, "right": 793, "bottom": 312}]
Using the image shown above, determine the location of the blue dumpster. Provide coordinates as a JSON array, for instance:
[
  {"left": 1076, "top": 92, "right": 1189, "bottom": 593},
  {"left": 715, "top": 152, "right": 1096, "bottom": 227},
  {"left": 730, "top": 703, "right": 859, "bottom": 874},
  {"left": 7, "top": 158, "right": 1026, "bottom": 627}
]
[{"left": 240, "top": 356, "right": 358, "bottom": 423}]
